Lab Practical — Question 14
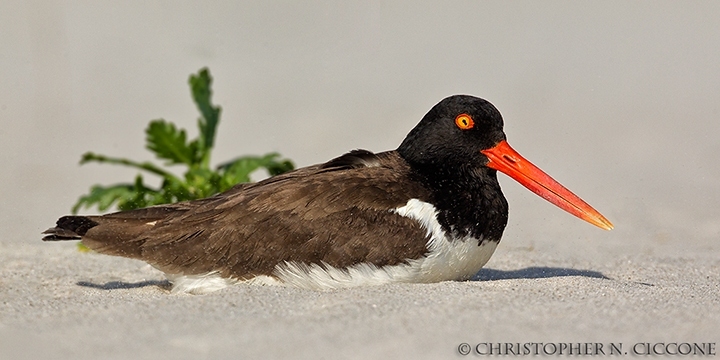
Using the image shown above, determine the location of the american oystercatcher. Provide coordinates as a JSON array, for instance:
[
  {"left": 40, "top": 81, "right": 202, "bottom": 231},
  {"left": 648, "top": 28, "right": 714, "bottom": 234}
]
[{"left": 43, "top": 95, "right": 613, "bottom": 294}]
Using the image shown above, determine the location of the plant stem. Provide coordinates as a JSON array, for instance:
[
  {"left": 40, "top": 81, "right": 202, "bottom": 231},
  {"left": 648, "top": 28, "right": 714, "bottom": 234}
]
[{"left": 80, "top": 152, "right": 183, "bottom": 183}]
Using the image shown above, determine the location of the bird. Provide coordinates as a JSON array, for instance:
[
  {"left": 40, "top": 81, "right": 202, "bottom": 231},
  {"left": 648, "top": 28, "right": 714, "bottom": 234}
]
[{"left": 43, "top": 95, "right": 613, "bottom": 294}]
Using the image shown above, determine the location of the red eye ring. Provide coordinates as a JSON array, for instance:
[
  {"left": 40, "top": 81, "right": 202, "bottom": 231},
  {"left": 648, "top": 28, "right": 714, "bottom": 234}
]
[{"left": 455, "top": 114, "right": 474, "bottom": 130}]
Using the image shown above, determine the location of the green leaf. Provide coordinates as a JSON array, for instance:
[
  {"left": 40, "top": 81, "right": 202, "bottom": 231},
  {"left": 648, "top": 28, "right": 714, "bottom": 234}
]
[
  {"left": 157, "top": 177, "right": 193, "bottom": 202},
  {"left": 184, "top": 167, "right": 220, "bottom": 199},
  {"left": 116, "top": 175, "right": 159, "bottom": 211},
  {"left": 187, "top": 139, "right": 203, "bottom": 165},
  {"left": 256, "top": 153, "right": 295, "bottom": 176},
  {"left": 266, "top": 159, "right": 295, "bottom": 176},
  {"left": 216, "top": 153, "right": 295, "bottom": 191},
  {"left": 145, "top": 120, "right": 196, "bottom": 166},
  {"left": 190, "top": 68, "right": 222, "bottom": 167},
  {"left": 218, "top": 157, "right": 262, "bottom": 188},
  {"left": 72, "top": 183, "right": 136, "bottom": 214}
]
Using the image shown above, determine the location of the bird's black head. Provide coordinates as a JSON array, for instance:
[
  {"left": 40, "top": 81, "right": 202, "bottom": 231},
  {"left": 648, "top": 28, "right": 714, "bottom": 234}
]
[
  {"left": 398, "top": 94, "right": 614, "bottom": 233},
  {"left": 397, "top": 95, "right": 509, "bottom": 240},
  {"left": 398, "top": 95, "right": 506, "bottom": 175}
]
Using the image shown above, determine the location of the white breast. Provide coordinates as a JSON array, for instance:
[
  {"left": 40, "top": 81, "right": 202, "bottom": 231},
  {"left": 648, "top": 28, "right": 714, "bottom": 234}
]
[{"left": 167, "top": 199, "right": 498, "bottom": 294}]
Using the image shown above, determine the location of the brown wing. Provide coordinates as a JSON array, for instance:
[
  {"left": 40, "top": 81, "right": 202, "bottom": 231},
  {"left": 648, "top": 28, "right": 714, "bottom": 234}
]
[{"left": 61, "top": 151, "right": 434, "bottom": 279}]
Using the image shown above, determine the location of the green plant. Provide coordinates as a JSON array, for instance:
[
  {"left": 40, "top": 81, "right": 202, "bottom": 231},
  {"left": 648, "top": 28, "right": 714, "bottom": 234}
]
[{"left": 72, "top": 68, "right": 294, "bottom": 214}]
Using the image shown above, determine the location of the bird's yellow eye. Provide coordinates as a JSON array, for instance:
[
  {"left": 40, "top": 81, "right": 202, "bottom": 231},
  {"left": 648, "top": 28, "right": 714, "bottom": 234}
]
[{"left": 455, "top": 114, "right": 474, "bottom": 130}]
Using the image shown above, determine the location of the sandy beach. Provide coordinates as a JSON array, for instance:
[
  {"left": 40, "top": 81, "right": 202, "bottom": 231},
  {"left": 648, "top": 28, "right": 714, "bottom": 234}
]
[
  {"left": 1, "top": 2, "right": 719, "bottom": 359},
  {"left": 2, "top": 242, "right": 718, "bottom": 359}
]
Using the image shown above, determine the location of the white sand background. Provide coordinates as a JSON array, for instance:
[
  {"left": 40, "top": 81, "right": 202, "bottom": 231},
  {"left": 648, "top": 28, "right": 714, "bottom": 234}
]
[{"left": 1, "top": 1, "right": 719, "bottom": 359}]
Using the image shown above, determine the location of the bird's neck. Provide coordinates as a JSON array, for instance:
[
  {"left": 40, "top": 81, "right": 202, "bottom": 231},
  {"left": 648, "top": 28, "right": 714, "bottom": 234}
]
[{"left": 411, "top": 165, "right": 509, "bottom": 242}]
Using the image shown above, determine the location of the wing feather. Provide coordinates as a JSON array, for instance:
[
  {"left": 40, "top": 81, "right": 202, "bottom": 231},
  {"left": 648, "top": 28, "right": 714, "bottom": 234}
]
[{"left": 79, "top": 151, "right": 433, "bottom": 279}]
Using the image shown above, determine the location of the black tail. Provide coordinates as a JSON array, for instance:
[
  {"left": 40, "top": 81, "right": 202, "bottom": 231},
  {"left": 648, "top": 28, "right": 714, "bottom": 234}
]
[{"left": 42, "top": 216, "right": 99, "bottom": 241}]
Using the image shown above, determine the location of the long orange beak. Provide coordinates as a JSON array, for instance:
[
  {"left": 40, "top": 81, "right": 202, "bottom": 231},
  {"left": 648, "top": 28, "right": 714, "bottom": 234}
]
[{"left": 481, "top": 140, "right": 613, "bottom": 230}]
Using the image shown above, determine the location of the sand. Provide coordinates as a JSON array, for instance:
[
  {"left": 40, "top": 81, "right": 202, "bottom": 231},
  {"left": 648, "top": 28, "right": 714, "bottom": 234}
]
[
  {"left": 1, "top": 241, "right": 718, "bottom": 359},
  {"left": 2, "top": 2, "right": 720, "bottom": 359}
]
